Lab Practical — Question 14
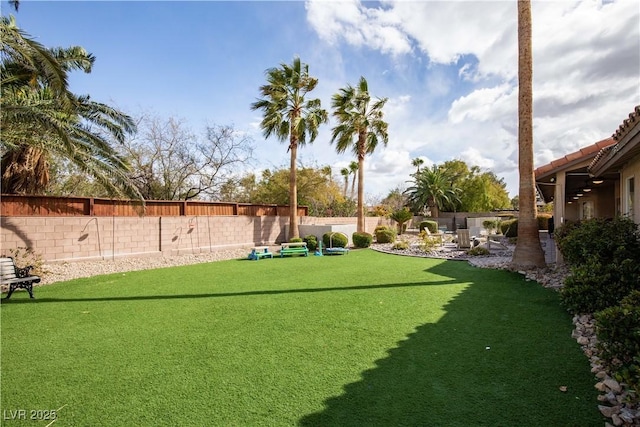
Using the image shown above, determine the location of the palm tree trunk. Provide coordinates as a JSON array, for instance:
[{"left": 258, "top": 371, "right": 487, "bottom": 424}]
[
  {"left": 356, "top": 135, "right": 366, "bottom": 232},
  {"left": 289, "top": 141, "right": 299, "bottom": 240},
  {"left": 512, "top": 0, "right": 546, "bottom": 268},
  {"left": 351, "top": 174, "right": 356, "bottom": 200},
  {"left": 357, "top": 155, "right": 365, "bottom": 232}
]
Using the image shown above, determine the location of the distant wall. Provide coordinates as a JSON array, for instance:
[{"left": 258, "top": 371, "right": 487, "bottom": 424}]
[
  {"left": 0, "top": 215, "right": 389, "bottom": 263},
  {"left": 413, "top": 211, "right": 517, "bottom": 231}
]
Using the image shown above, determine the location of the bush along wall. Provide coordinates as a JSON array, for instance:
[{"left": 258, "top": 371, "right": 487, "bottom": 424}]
[
  {"left": 323, "top": 232, "right": 348, "bottom": 248},
  {"left": 352, "top": 232, "right": 372, "bottom": 248},
  {"left": 303, "top": 235, "right": 318, "bottom": 251},
  {"left": 555, "top": 217, "right": 640, "bottom": 315},
  {"left": 595, "top": 290, "right": 640, "bottom": 397},
  {"left": 555, "top": 217, "right": 640, "bottom": 402},
  {"left": 419, "top": 220, "right": 438, "bottom": 233},
  {"left": 374, "top": 226, "right": 396, "bottom": 244},
  {"left": 498, "top": 215, "right": 555, "bottom": 238}
]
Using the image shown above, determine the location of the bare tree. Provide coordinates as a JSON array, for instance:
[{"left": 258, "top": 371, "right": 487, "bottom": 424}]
[{"left": 123, "top": 114, "right": 254, "bottom": 200}]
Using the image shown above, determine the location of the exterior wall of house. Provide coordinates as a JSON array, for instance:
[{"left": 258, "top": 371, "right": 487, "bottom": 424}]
[
  {"left": 594, "top": 189, "right": 617, "bottom": 218},
  {"left": 0, "top": 215, "right": 387, "bottom": 263},
  {"left": 621, "top": 156, "right": 640, "bottom": 221}
]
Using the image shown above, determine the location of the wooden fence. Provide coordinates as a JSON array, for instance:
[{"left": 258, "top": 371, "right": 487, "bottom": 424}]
[{"left": 0, "top": 194, "right": 308, "bottom": 217}]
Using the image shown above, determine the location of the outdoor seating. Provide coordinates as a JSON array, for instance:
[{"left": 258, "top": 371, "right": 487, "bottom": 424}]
[
  {"left": 457, "top": 229, "right": 472, "bottom": 249},
  {"left": 280, "top": 242, "right": 309, "bottom": 257},
  {"left": 424, "top": 228, "right": 444, "bottom": 246},
  {"left": 1, "top": 257, "right": 40, "bottom": 299},
  {"left": 248, "top": 246, "right": 273, "bottom": 260}
]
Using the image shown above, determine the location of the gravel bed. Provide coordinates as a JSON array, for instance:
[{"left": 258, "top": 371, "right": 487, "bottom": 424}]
[{"left": 39, "top": 248, "right": 252, "bottom": 285}]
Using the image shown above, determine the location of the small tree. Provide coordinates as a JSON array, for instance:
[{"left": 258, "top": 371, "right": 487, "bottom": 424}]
[{"left": 390, "top": 207, "right": 413, "bottom": 235}]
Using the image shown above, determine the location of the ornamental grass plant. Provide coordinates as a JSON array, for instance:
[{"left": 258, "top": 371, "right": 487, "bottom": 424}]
[{"left": 1, "top": 250, "right": 602, "bottom": 426}]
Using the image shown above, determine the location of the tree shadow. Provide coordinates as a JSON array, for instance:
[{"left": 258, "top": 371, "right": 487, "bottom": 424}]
[
  {"left": 298, "top": 262, "right": 603, "bottom": 427},
  {"left": 0, "top": 278, "right": 458, "bottom": 304},
  {"left": 0, "top": 217, "right": 34, "bottom": 251}
]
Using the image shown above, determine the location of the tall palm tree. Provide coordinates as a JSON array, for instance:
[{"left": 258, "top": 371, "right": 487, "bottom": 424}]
[
  {"left": 251, "top": 57, "right": 328, "bottom": 240},
  {"left": 331, "top": 76, "right": 388, "bottom": 232},
  {"left": 1, "top": 17, "right": 141, "bottom": 199},
  {"left": 405, "top": 165, "right": 460, "bottom": 217},
  {"left": 348, "top": 160, "right": 358, "bottom": 199},
  {"left": 411, "top": 157, "right": 424, "bottom": 174},
  {"left": 512, "top": 0, "right": 546, "bottom": 268},
  {"left": 340, "top": 167, "right": 350, "bottom": 197}
]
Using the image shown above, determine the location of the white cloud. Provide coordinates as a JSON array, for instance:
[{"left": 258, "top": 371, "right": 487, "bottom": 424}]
[
  {"left": 448, "top": 84, "right": 515, "bottom": 124},
  {"left": 303, "top": 0, "right": 638, "bottom": 198},
  {"left": 460, "top": 147, "right": 496, "bottom": 170},
  {"left": 306, "top": 0, "right": 412, "bottom": 56}
]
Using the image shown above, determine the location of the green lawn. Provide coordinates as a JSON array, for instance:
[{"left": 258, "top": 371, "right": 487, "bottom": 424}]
[{"left": 1, "top": 250, "right": 602, "bottom": 426}]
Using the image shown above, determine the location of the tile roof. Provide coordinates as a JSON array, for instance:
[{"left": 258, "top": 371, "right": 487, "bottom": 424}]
[
  {"left": 589, "top": 105, "right": 640, "bottom": 174},
  {"left": 613, "top": 105, "right": 640, "bottom": 142},
  {"left": 534, "top": 137, "right": 616, "bottom": 178}
]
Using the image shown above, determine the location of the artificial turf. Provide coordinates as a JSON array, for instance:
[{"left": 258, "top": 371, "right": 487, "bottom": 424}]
[{"left": 1, "top": 250, "right": 602, "bottom": 426}]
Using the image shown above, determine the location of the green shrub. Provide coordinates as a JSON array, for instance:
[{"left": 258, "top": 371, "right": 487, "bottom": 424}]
[
  {"left": 289, "top": 237, "right": 303, "bottom": 243},
  {"left": 482, "top": 220, "right": 498, "bottom": 233},
  {"left": 303, "top": 235, "right": 318, "bottom": 251},
  {"left": 419, "top": 220, "right": 438, "bottom": 233},
  {"left": 418, "top": 230, "right": 439, "bottom": 251},
  {"left": 390, "top": 208, "right": 413, "bottom": 234},
  {"left": 500, "top": 219, "right": 518, "bottom": 237},
  {"left": 352, "top": 232, "right": 372, "bottom": 248},
  {"left": 537, "top": 214, "right": 552, "bottom": 231},
  {"left": 595, "top": 290, "right": 640, "bottom": 396},
  {"left": 561, "top": 258, "right": 640, "bottom": 314},
  {"left": 467, "top": 247, "right": 490, "bottom": 256},
  {"left": 557, "top": 217, "right": 640, "bottom": 314},
  {"left": 555, "top": 217, "right": 640, "bottom": 268},
  {"left": 323, "top": 232, "right": 348, "bottom": 248},
  {"left": 392, "top": 240, "right": 409, "bottom": 250},
  {"left": 374, "top": 225, "right": 389, "bottom": 235},
  {"left": 375, "top": 227, "right": 396, "bottom": 244}
]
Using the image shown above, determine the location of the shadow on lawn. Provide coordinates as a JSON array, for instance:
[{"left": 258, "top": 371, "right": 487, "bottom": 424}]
[
  {"left": 0, "top": 279, "right": 460, "bottom": 304},
  {"left": 298, "top": 262, "right": 603, "bottom": 427}
]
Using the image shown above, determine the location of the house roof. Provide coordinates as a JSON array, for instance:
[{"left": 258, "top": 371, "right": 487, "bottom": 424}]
[
  {"left": 534, "top": 137, "right": 616, "bottom": 180},
  {"left": 589, "top": 105, "right": 640, "bottom": 176}
]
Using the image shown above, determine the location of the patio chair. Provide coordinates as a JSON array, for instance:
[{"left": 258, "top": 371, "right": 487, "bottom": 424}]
[
  {"left": 424, "top": 228, "right": 444, "bottom": 246},
  {"left": 457, "top": 229, "right": 471, "bottom": 249}
]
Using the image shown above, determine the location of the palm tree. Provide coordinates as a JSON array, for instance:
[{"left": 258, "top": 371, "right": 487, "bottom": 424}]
[
  {"left": 511, "top": 0, "right": 546, "bottom": 268},
  {"left": 411, "top": 157, "right": 424, "bottom": 174},
  {"left": 405, "top": 165, "right": 460, "bottom": 218},
  {"left": 348, "top": 160, "right": 358, "bottom": 199},
  {"left": 251, "top": 57, "right": 328, "bottom": 240},
  {"left": 1, "top": 17, "right": 141, "bottom": 199},
  {"left": 340, "top": 167, "right": 350, "bottom": 197},
  {"left": 331, "top": 76, "right": 388, "bottom": 232},
  {"left": 321, "top": 165, "right": 332, "bottom": 183}
]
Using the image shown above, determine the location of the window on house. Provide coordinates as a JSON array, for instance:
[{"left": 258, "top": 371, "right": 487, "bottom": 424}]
[
  {"left": 581, "top": 200, "right": 594, "bottom": 220},
  {"left": 627, "top": 177, "right": 635, "bottom": 220}
]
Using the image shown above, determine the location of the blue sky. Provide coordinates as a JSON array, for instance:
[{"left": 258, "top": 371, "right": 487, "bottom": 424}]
[{"left": 5, "top": 0, "right": 639, "bottom": 201}]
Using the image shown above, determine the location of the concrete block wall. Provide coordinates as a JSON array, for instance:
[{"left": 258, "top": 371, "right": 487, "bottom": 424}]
[{"left": 2, "top": 215, "right": 387, "bottom": 263}]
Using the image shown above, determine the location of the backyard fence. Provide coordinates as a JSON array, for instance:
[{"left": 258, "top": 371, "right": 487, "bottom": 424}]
[{"left": 0, "top": 194, "right": 307, "bottom": 217}]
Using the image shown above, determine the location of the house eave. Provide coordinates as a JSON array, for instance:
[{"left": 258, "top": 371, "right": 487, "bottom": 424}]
[{"left": 588, "top": 105, "right": 640, "bottom": 176}]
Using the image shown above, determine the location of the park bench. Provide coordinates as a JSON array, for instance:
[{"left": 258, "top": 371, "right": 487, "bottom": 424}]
[
  {"left": 280, "top": 242, "right": 309, "bottom": 257},
  {"left": 248, "top": 246, "right": 273, "bottom": 260},
  {"left": 1, "top": 257, "right": 40, "bottom": 299}
]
